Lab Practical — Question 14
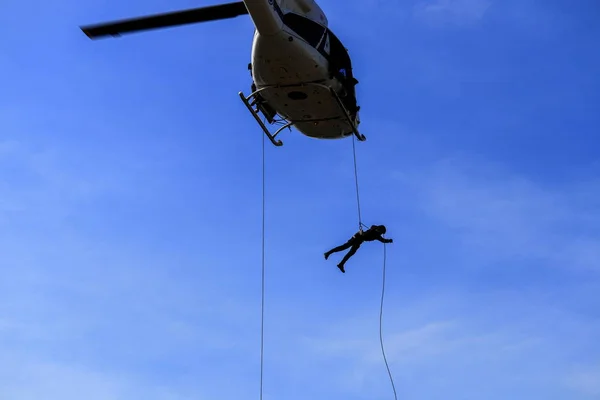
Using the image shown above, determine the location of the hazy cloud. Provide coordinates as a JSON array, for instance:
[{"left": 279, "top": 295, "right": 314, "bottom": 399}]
[
  {"left": 394, "top": 157, "right": 600, "bottom": 272},
  {"left": 414, "top": 0, "right": 492, "bottom": 25},
  {"left": 566, "top": 366, "right": 600, "bottom": 397}
]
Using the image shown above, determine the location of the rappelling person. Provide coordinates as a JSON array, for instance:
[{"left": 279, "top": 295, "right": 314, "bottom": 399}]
[{"left": 324, "top": 225, "right": 393, "bottom": 273}]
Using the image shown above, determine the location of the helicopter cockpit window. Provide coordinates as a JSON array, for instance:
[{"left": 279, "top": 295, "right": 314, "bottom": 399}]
[{"left": 282, "top": 13, "right": 326, "bottom": 48}]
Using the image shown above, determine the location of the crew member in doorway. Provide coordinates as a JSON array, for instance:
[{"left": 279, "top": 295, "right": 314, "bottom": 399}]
[
  {"left": 335, "top": 68, "right": 360, "bottom": 119},
  {"left": 324, "top": 225, "right": 392, "bottom": 273},
  {"left": 323, "top": 30, "right": 360, "bottom": 121}
]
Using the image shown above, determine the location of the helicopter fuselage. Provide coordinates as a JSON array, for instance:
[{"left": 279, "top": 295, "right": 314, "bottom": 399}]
[
  {"left": 243, "top": 0, "right": 360, "bottom": 140},
  {"left": 79, "top": 0, "right": 362, "bottom": 145}
]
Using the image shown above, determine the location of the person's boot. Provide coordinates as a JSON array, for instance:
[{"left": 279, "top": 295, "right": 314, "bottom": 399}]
[
  {"left": 324, "top": 252, "right": 330, "bottom": 260},
  {"left": 337, "top": 264, "right": 345, "bottom": 273}
]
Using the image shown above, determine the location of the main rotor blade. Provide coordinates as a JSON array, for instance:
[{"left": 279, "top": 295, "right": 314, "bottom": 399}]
[{"left": 81, "top": 1, "right": 248, "bottom": 39}]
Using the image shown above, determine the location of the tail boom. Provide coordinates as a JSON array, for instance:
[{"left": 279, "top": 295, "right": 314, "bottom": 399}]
[{"left": 242, "top": 0, "right": 284, "bottom": 35}]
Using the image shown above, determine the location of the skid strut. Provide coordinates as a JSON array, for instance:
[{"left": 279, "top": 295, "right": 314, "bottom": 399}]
[
  {"left": 323, "top": 84, "right": 366, "bottom": 142},
  {"left": 238, "top": 81, "right": 366, "bottom": 146},
  {"left": 238, "top": 90, "right": 284, "bottom": 146}
]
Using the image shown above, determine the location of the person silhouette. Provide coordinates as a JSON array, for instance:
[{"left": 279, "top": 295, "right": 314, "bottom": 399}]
[{"left": 324, "top": 225, "right": 392, "bottom": 273}]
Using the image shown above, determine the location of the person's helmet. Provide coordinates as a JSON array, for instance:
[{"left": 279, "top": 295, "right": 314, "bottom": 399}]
[{"left": 376, "top": 225, "right": 387, "bottom": 234}]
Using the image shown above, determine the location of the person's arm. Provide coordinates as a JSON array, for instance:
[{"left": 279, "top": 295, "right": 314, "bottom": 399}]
[{"left": 377, "top": 236, "right": 393, "bottom": 243}]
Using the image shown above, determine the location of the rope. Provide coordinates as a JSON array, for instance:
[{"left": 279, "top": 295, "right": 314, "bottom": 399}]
[
  {"left": 380, "top": 243, "right": 397, "bottom": 400},
  {"left": 259, "top": 130, "right": 266, "bottom": 400},
  {"left": 351, "top": 131, "right": 394, "bottom": 397},
  {"left": 351, "top": 134, "right": 367, "bottom": 232},
  {"left": 350, "top": 134, "right": 395, "bottom": 396}
]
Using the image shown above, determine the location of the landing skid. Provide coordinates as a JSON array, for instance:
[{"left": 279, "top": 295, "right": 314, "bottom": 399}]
[{"left": 238, "top": 81, "right": 366, "bottom": 147}]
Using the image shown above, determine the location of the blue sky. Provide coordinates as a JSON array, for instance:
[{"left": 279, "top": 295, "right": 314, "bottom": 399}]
[{"left": 1, "top": 0, "right": 599, "bottom": 398}]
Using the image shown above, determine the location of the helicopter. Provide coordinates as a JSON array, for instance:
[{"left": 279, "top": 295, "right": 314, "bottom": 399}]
[{"left": 80, "top": 0, "right": 367, "bottom": 146}]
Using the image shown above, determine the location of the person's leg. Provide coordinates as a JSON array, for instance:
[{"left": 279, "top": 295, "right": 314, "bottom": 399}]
[
  {"left": 337, "top": 243, "right": 361, "bottom": 272},
  {"left": 325, "top": 239, "right": 353, "bottom": 259}
]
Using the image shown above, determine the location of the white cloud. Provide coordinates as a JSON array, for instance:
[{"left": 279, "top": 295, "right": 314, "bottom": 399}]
[
  {"left": 0, "top": 353, "right": 205, "bottom": 400},
  {"left": 0, "top": 139, "right": 132, "bottom": 228},
  {"left": 0, "top": 240, "right": 258, "bottom": 399},
  {"left": 285, "top": 287, "right": 600, "bottom": 399},
  {"left": 565, "top": 366, "right": 600, "bottom": 397},
  {"left": 393, "top": 157, "right": 600, "bottom": 272},
  {"left": 414, "top": 0, "right": 492, "bottom": 25},
  {"left": 0, "top": 139, "right": 261, "bottom": 399}
]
